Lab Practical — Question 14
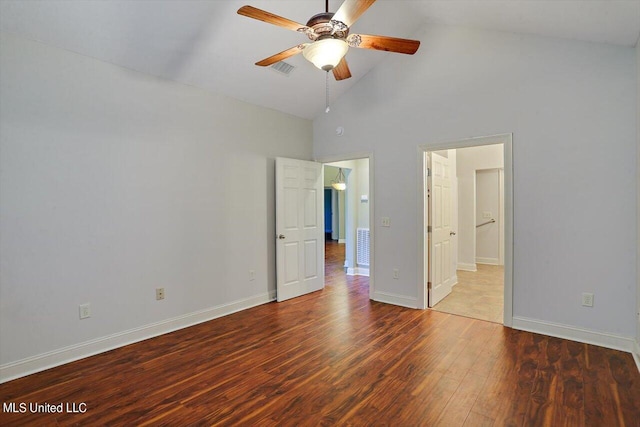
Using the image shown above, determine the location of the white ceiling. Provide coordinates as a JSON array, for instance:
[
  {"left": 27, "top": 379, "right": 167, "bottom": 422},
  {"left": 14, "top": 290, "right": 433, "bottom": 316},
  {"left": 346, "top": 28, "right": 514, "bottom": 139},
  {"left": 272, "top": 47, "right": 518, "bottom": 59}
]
[{"left": 1, "top": 0, "right": 639, "bottom": 119}]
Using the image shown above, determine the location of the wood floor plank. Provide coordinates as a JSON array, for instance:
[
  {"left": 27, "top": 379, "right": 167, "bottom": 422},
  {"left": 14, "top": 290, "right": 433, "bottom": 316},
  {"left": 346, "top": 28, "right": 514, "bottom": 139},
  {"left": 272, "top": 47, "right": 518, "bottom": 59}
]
[
  {"left": 1, "top": 241, "right": 639, "bottom": 426},
  {"left": 551, "top": 340, "right": 586, "bottom": 426},
  {"left": 434, "top": 371, "right": 488, "bottom": 426},
  {"left": 583, "top": 345, "right": 624, "bottom": 427},
  {"left": 494, "top": 331, "right": 543, "bottom": 427},
  {"left": 524, "top": 334, "right": 559, "bottom": 426},
  {"left": 470, "top": 336, "right": 517, "bottom": 419},
  {"left": 463, "top": 411, "right": 496, "bottom": 427},
  {"left": 607, "top": 350, "right": 640, "bottom": 426},
  {"left": 398, "top": 374, "right": 461, "bottom": 426}
]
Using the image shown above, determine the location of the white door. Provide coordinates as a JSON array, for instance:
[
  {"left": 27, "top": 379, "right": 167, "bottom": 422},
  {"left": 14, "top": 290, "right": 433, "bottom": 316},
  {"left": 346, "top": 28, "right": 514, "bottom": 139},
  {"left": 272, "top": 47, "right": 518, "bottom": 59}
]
[
  {"left": 428, "top": 152, "right": 456, "bottom": 307},
  {"left": 276, "top": 157, "right": 324, "bottom": 302}
]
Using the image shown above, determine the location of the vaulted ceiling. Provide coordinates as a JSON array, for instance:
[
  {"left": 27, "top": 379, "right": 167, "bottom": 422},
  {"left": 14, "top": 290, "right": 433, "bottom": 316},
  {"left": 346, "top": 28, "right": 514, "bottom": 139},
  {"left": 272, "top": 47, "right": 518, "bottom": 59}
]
[{"left": 1, "top": 0, "right": 639, "bottom": 119}]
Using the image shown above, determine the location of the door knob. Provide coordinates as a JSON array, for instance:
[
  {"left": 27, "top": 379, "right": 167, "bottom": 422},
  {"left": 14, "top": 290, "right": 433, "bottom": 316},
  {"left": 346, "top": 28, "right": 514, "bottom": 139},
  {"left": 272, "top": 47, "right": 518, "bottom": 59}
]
[
  {"left": 278, "top": 234, "right": 286, "bottom": 239},
  {"left": 450, "top": 231, "right": 456, "bottom": 236}
]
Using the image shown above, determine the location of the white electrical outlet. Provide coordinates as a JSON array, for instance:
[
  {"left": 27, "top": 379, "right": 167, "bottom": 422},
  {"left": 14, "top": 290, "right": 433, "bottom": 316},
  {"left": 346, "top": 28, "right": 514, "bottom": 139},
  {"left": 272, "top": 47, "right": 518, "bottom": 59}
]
[
  {"left": 249, "top": 270, "right": 256, "bottom": 281},
  {"left": 393, "top": 268, "right": 399, "bottom": 279},
  {"left": 582, "top": 293, "right": 594, "bottom": 307},
  {"left": 382, "top": 217, "right": 391, "bottom": 227},
  {"left": 79, "top": 303, "right": 91, "bottom": 319},
  {"left": 156, "top": 288, "right": 165, "bottom": 300}
]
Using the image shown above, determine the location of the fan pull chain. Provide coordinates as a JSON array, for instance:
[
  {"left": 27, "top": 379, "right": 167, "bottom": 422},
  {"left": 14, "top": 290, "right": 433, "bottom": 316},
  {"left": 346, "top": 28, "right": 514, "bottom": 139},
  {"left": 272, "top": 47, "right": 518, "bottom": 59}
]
[{"left": 325, "top": 71, "right": 330, "bottom": 113}]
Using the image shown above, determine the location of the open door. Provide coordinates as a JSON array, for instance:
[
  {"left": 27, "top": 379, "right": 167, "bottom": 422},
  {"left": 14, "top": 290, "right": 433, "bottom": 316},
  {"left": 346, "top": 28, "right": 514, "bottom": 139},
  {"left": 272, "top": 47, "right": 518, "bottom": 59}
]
[
  {"left": 275, "top": 157, "right": 324, "bottom": 302},
  {"left": 428, "top": 152, "right": 455, "bottom": 307}
]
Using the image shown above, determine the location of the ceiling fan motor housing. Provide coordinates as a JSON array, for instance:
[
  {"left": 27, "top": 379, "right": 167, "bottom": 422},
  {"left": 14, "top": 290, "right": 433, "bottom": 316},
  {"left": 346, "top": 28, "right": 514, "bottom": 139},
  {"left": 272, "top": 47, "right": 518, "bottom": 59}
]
[{"left": 304, "top": 12, "right": 349, "bottom": 41}]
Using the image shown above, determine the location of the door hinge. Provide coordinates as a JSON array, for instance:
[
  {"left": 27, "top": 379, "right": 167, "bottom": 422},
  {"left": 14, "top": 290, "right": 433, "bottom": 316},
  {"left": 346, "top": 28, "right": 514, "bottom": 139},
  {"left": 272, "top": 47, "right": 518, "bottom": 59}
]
[
  {"left": 427, "top": 282, "right": 432, "bottom": 290},
  {"left": 427, "top": 225, "right": 432, "bottom": 232},
  {"left": 426, "top": 168, "right": 431, "bottom": 177}
]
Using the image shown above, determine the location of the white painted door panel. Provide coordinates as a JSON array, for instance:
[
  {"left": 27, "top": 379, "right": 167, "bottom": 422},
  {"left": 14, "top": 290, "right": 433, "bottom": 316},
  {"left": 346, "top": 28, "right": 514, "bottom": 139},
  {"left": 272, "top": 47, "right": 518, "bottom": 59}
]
[
  {"left": 276, "top": 157, "right": 324, "bottom": 302},
  {"left": 429, "top": 153, "right": 455, "bottom": 307}
]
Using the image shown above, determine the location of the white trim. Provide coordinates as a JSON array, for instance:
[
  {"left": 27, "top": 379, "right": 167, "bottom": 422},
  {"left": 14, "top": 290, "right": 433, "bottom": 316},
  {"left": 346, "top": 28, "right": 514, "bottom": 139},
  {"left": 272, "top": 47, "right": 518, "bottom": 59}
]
[
  {"left": 0, "top": 291, "right": 276, "bottom": 384},
  {"left": 498, "top": 168, "right": 505, "bottom": 266},
  {"left": 512, "top": 316, "right": 636, "bottom": 354},
  {"left": 451, "top": 275, "right": 458, "bottom": 287},
  {"left": 503, "top": 137, "right": 514, "bottom": 328},
  {"left": 634, "top": 340, "right": 640, "bottom": 373},
  {"left": 456, "top": 262, "right": 477, "bottom": 272},
  {"left": 476, "top": 257, "right": 500, "bottom": 265},
  {"left": 373, "top": 291, "right": 418, "bottom": 309},
  {"left": 347, "top": 267, "right": 370, "bottom": 277},
  {"left": 338, "top": 239, "right": 346, "bottom": 244}
]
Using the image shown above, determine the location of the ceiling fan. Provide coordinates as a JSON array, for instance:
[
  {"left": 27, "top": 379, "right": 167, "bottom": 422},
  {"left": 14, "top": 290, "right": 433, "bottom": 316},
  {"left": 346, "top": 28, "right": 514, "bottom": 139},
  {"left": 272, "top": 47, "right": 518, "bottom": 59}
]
[{"left": 237, "top": 0, "right": 421, "bottom": 81}]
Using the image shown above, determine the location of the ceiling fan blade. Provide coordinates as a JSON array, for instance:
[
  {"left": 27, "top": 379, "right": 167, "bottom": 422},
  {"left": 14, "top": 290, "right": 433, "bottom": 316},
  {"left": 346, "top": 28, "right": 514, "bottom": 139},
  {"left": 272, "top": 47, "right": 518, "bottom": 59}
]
[
  {"left": 332, "top": 58, "right": 352, "bottom": 81},
  {"left": 333, "top": 0, "right": 376, "bottom": 27},
  {"left": 238, "top": 5, "right": 309, "bottom": 32},
  {"left": 349, "top": 34, "right": 420, "bottom": 55},
  {"left": 255, "top": 45, "right": 305, "bottom": 67}
]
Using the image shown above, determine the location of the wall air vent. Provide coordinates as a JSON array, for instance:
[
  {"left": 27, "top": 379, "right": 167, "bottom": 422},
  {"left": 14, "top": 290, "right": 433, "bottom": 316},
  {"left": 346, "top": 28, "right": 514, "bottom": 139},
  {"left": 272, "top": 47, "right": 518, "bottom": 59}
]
[
  {"left": 357, "top": 228, "right": 370, "bottom": 266},
  {"left": 270, "top": 61, "right": 295, "bottom": 76}
]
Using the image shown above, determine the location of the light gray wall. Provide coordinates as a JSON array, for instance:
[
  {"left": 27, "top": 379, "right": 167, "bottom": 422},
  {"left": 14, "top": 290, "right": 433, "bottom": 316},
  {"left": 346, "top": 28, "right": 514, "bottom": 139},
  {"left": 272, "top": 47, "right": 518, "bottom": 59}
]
[
  {"left": 476, "top": 169, "right": 501, "bottom": 264},
  {"left": 314, "top": 25, "right": 637, "bottom": 338},
  {"left": 356, "top": 158, "right": 370, "bottom": 230},
  {"left": 456, "top": 144, "right": 504, "bottom": 269},
  {"left": 0, "top": 33, "right": 313, "bottom": 368}
]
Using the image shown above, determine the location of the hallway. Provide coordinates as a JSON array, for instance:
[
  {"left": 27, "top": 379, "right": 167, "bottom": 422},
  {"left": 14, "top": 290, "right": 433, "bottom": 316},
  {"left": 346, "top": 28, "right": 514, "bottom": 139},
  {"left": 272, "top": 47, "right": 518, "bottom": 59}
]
[{"left": 324, "top": 240, "right": 368, "bottom": 294}]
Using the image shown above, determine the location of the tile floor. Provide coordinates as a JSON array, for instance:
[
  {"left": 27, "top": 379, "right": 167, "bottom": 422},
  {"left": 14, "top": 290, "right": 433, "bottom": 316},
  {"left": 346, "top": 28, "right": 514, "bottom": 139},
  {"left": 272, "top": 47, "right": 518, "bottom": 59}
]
[{"left": 431, "top": 264, "right": 504, "bottom": 323}]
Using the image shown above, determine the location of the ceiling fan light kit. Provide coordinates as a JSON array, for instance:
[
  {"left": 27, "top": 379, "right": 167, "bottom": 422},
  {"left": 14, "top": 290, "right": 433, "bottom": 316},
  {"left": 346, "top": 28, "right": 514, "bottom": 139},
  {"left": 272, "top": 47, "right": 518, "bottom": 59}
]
[
  {"left": 302, "top": 38, "right": 349, "bottom": 71},
  {"left": 237, "top": 0, "right": 420, "bottom": 81},
  {"left": 331, "top": 168, "right": 347, "bottom": 191}
]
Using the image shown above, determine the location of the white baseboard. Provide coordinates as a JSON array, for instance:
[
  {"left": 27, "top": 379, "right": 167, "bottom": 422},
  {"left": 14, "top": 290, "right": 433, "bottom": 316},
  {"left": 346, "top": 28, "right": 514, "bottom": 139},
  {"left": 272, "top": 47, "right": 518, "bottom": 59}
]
[
  {"left": 373, "top": 291, "right": 417, "bottom": 309},
  {"left": 634, "top": 340, "right": 640, "bottom": 373},
  {"left": 457, "top": 262, "right": 477, "bottom": 272},
  {"left": 476, "top": 257, "right": 500, "bottom": 265},
  {"left": 512, "top": 316, "right": 637, "bottom": 355},
  {"left": 338, "top": 239, "right": 346, "bottom": 244},
  {"left": 0, "top": 291, "right": 276, "bottom": 384},
  {"left": 347, "top": 267, "right": 370, "bottom": 277}
]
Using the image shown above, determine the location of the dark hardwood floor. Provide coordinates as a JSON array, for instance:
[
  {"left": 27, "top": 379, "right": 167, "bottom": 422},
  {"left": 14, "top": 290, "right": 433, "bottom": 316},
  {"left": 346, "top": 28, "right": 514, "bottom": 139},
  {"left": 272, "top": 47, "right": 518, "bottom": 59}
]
[{"left": 1, "top": 241, "right": 639, "bottom": 426}]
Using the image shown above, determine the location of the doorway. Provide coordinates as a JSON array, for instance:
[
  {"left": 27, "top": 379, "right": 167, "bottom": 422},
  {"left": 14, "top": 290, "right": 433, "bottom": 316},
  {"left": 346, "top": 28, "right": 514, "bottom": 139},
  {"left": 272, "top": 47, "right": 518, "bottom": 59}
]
[
  {"left": 418, "top": 134, "right": 513, "bottom": 326},
  {"left": 323, "top": 169, "right": 346, "bottom": 245},
  {"left": 274, "top": 155, "right": 373, "bottom": 303},
  {"left": 321, "top": 156, "right": 374, "bottom": 299}
]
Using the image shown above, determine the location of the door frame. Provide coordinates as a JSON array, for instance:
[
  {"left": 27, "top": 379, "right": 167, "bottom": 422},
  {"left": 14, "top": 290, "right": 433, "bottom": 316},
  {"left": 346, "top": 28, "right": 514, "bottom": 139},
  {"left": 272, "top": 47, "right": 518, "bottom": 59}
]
[
  {"left": 417, "top": 134, "right": 513, "bottom": 327},
  {"left": 316, "top": 152, "right": 375, "bottom": 300}
]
